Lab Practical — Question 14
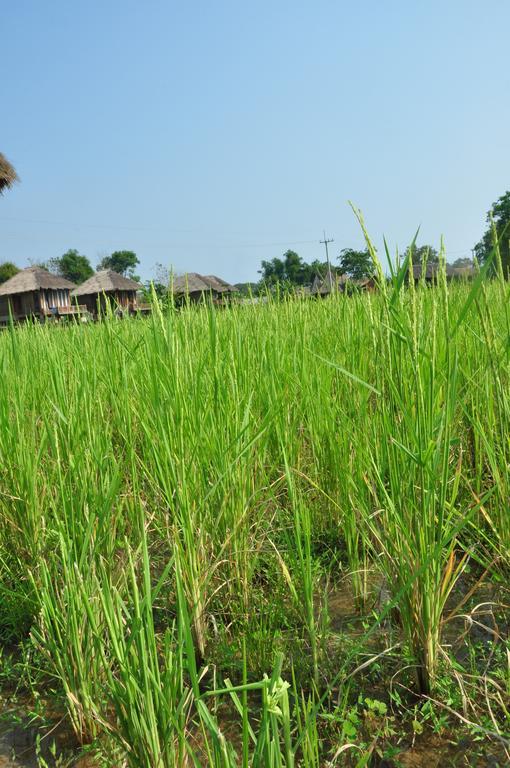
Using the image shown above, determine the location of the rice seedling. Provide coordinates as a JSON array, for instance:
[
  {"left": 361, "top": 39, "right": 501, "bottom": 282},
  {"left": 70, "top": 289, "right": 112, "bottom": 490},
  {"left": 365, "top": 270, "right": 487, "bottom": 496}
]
[{"left": 0, "top": 236, "right": 509, "bottom": 765}]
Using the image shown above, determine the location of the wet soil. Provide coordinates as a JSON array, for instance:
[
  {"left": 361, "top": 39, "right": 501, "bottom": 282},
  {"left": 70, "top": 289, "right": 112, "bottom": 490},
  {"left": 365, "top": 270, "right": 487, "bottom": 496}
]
[
  {"left": 393, "top": 732, "right": 507, "bottom": 767},
  {"left": 325, "top": 571, "right": 510, "bottom": 767},
  {"left": 0, "top": 569, "right": 507, "bottom": 767},
  {"left": 0, "top": 697, "right": 85, "bottom": 768}
]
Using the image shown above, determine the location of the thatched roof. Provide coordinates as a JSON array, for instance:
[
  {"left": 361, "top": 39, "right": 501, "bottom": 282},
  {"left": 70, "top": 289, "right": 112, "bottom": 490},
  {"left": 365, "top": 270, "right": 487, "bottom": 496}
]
[
  {"left": 71, "top": 270, "right": 142, "bottom": 296},
  {"left": 0, "top": 267, "right": 76, "bottom": 296},
  {"left": 412, "top": 263, "right": 476, "bottom": 280},
  {"left": 171, "top": 272, "right": 236, "bottom": 295},
  {"left": 447, "top": 265, "right": 476, "bottom": 278},
  {"left": 203, "top": 275, "right": 237, "bottom": 292},
  {"left": 412, "top": 263, "right": 439, "bottom": 280},
  {"left": 171, "top": 273, "right": 209, "bottom": 293},
  {"left": 311, "top": 271, "right": 349, "bottom": 295},
  {"left": 0, "top": 153, "right": 19, "bottom": 195}
]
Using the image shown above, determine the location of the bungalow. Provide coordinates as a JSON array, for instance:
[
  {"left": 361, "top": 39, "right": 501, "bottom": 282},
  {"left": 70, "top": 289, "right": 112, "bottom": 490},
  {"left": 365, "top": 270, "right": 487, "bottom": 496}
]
[
  {"left": 411, "top": 263, "right": 476, "bottom": 283},
  {"left": 71, "top": 270, "right": 142, "bottom": 316},
  {"left": 354, "top": 276, "right": 378, "bottom": 292},
  {"left": 0, "top": 267, "right": 79, "bottom": 325},
  {"left": 171, "top": 273, "right": 237, "bottom": 303},
  {"left": 311, "top": 271, "right": 349, "bottom": 296}
]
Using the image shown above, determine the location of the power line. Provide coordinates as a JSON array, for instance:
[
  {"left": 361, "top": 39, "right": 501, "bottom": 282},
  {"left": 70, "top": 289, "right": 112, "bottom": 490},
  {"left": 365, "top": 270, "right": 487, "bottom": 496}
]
[{"left": 0, "top": 215, "right": 479, "bottom": 256}]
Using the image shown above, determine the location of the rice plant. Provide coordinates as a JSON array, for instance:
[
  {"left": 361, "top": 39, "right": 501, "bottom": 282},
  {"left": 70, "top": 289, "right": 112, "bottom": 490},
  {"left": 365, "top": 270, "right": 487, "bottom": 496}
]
[{"left": 0, "top": 237, "right": 508, "bottom": 764}]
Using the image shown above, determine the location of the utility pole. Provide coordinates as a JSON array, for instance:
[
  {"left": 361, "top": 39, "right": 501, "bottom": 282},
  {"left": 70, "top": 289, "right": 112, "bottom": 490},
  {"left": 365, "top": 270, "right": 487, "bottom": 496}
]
[{"left": 320, "top": 231, "right": 335, "bottom": 289}]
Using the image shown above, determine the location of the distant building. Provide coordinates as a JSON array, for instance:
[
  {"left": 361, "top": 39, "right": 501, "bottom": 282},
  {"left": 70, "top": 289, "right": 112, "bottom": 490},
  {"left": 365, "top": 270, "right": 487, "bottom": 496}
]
[
  {"left": 354, "top": 276, "right": 378, "bottom": 291},
  {"left": 0, "top": 267, "right": 79, "bottom": 324},
  {"left": 311, "top": 271, "right": 349, "bottom": 296},
  {"left": 411, "top": 263, "right": 476, "bottom": 283},
  {"left": 71, "top": 270, "right": 142, "bottom": 316},
  {"left": 171, "top": 273, "right": 237, "bottom": 303}
]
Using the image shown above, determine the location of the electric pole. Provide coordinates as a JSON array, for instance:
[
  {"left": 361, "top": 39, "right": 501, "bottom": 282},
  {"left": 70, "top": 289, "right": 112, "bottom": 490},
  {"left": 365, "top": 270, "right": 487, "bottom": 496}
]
[{"left": 320, "top": 231, "right": 335, "bottom": 288}]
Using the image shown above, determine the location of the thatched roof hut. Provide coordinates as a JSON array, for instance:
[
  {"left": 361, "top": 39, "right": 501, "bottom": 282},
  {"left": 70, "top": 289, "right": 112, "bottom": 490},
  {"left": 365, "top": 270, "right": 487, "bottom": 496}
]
[
  {"left": 0, "top": 267, "right": 77, "bottom": 323},
  {"left": 0, "top": 266, "right": 75, "bottom": 296},
  {"left": 411, "top": 263, "right": 440, "bottom": 282},
  {"left": 412, "top": 263, "right": 476, "bottom": 282},
  {"left": 71, "top": 270, "right": 142, "bottom": 315},
  {"left": 202, "top": 275, "right": 237, "bottom": 293},
  {"left": 0, "top": 153, "right": 19, "bottom": 195},
  {"left": 171, "top": 273, "right": 211, "bottom": 294},
  {"left": 171, "top": 272, "right": 237, "bottom": 302},
  {"left": 311, "top": 271, "right": 349, "bottom": 296},
  {"left": 72, "top": 270, "right": 141, "bottom": 296}
]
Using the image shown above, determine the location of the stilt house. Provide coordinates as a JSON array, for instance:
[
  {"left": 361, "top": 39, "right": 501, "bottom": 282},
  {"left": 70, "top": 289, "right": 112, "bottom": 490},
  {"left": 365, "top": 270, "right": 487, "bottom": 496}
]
[
  {"left": 311, "top": 271, "right": 349, "bottom": 296},
  {"left": 171, "top": 273, "right": 237, "bottom": 303},
  {"left": 0, "top": 267, "right": 79, "bottom": 324},
  {"left": 71, "top": 270, "right": 142, "bottom": 316}
]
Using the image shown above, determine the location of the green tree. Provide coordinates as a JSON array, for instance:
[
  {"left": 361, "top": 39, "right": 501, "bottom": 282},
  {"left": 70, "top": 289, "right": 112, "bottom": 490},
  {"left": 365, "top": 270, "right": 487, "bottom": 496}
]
[
  {"left": 259, "top": 251, "right": 329, "bottom": 288},
  {"left": 232, "top": 282, "right": 260, "bottom": 297},
  {"left": 338, "top": 248, "right": 374, "bottom": 280},
  {"left": 0, "top": 261, "right": 19, "bottom": 284},
  {"left": 98, "top": 250, "right": 140, "bottom": 278},
  {"left": 47, "top": 249, "right": 94, "bottom": 284},
  {"left": 259, "top": 254, "right": 291, "bottom": 286},
  {"left": 449, "top": 257, "right": 473, "bottom": 269},
  {"left": 301, "top": 259, "right": 330, "bottom": 285},
  {"left": 474, "top": 191, "right": 510, "bottom": 275},
  {"left": 281, "top": 250, "right": 304, "bottom": 284},
  {"left": 403, "top": 244, "right": 439, "bottom": 265},
  {"left": 259, "top": 258, "right": 281, "bottom": 285},
  {"left": 142, "top": 263, "right": 171, "bottom": 303}
]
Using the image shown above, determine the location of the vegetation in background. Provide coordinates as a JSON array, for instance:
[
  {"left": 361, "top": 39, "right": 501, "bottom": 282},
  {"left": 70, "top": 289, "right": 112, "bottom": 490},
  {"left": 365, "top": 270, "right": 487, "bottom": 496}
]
[
  {"left": 97, "top": 249, "right": 140, "bottom": 279},
  {"left": 46, "top": 248, "right": 94, "bottom": 284},
  {"left": 0, "top": 260, "right": 20, "bottom": 284},
  {"left": 233, "top": 281, "right": 261, "bottom": 296},
  {"left": 337, "top": 248, "right": 374, "bottom": 279},
  {"left": 474, "top": 190, "right": 510, "bottom": 275},
  {"left": 450, "top": 256, "right": 474, "bottom": 269},
  {"left": 403, "top": 243, "right": 439, "bottom": 264},
  {"left": 258, "top": 250, "right": 331, "bottom": 288}
]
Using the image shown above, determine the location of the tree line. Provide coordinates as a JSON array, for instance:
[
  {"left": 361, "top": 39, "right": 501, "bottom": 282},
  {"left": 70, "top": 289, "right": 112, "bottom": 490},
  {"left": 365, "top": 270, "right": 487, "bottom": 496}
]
[
  {"left": 0, "top": 190, "right": 509, "bottom": 289},
  {"left": 256, "top": 244, "right": 474, "bottom": 290},
  {"left": 0, "top": 250, "right": 140, "bottom": 286},
  {"left": 256, "top": 190, "right": 510, "bottom": 290}
]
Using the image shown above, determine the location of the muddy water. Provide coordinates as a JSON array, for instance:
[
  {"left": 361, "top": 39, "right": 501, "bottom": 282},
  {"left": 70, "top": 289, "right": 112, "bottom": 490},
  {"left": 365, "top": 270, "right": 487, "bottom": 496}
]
[
  {"left": 0, "top": 700, "right": 82, "bottom": 768},
  {"left": 325, "top": 573, "right": 509, "bottom": 767},
  {"left": 394, "top": 732, "right": 506, "bottom": 767},
  {"left": 0, "top": 719, "right": 39, "bottom": 767},
  {"left": 327, "top": 569, "right": 509, "bottom": 654},
  {"left": 0, "top": 572, "right": 507, "bottom": 767}
]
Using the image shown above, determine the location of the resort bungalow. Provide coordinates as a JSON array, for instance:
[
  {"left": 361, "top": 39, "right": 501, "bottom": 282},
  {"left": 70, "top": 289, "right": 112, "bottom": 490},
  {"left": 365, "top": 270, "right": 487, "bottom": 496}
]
[
  {"left": 71, "top": 270, "right": 142, "bottom": 316},
  {"left": 171, "top": 273, "right": 237, "bottom": 303},
  {"left": 411, "top": 263, "right": 476, "bottom": 284},
  {"left": 0, "top": 267, "right": 79, "bottom": 325},
  {"left": 311, "top": 271, "right": 349, "bottom": 296}
]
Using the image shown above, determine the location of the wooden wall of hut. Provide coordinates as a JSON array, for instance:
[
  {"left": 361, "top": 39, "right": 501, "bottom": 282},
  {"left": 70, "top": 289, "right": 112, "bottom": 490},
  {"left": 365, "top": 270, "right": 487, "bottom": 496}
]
[
  {"left": 81, "top": 290, "right": 137, "bottom": 315},
  {"left": 0, "top": 292, "right": 36, "bottom": 319},
  {"left": 39, "top": 289, "right": 72, "bottom": 312}
]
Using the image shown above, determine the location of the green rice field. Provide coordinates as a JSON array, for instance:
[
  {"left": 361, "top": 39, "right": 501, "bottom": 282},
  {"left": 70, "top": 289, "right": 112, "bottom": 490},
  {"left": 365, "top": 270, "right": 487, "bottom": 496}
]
[{"left": 0, "top": 249, "right": 509, "bottom": 766}]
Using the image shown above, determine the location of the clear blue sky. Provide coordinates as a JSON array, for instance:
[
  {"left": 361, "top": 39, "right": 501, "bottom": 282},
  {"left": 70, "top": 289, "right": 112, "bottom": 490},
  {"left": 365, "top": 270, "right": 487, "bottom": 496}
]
[{"left": 2, "top": 1, "right": 509, "bottom": 283}]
